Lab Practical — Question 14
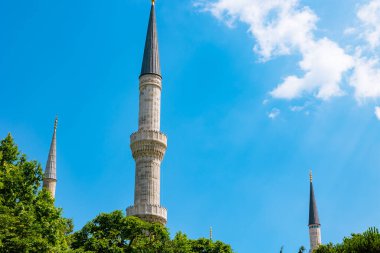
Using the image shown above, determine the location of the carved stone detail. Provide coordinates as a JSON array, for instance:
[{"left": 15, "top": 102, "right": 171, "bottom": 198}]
[
  {"left": 130, "top": 130, "right": 167, "bottom": 160},
  {"left": 139, "top": 74, "right": 162, "bottom": 90}
]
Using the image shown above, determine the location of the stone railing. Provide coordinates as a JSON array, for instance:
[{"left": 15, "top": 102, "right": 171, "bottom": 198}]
[
  {"left": 130, "top": 130, "right": 167, "bottom": 146},
  {"left": 127, "top": 204, "right": 167, "bottom": 220}
]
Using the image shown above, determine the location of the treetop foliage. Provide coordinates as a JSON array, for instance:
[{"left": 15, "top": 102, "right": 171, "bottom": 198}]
[
  {"left": 70, "top": 210, "right": 234, "bottom": 253},
  {"left": 0, "top": 134, "right": 73, "bottom": 252},
  {"left": 314, "top": 227, "right": 380, "bottom": 253}
]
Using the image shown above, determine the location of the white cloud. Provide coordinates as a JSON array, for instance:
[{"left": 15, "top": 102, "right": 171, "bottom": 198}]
[
  {"left": 290, "top": 104, "right": 306, "bottom": 112},
  {"left": 201, "top": 0, "right": 317, "bottom": 60},
  {"left": 200, "top": 0, "right": 380, "bottom": 113},
  {"left": 375, "top": 106, "right": 380, "bottom": 120},
  {"left": 344, "top": 27, "right": 356, "bottom": 36},
  {"left": 347, "top": 0, "right": 380, "bottom": 102},
  {"left": 342, "top": 0, "right": 380, "bottom": 105},
  {"left": 357, "top": 0, "right": 380, "bottom": 49},
  {"left": 199, "top": 0, "right": 353, "bottom": 100},
  {"left": 271, "top": 38, "right": 353, "bottom": 100},
  {"left": 268, "top": 108, "right": 280, "bottom": 119},
  {"left": 350, "top": 55, "right": 380, "bottom": 101}
]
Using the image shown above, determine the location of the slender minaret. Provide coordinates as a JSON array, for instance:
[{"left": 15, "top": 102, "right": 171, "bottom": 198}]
[
  {"left": 308, "top": 171, "right": 322, "bottom": 252},
  {"left": 127, "top": 0, "right": 168, "bottom": 225},
  {"left": 43, "top": 117, "right": 58, "bottom": 198}
]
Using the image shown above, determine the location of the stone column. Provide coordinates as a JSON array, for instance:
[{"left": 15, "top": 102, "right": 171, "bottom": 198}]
[
  {"left": 127, "top": 74, "right": 167, "bottom": 225},
  {"left": 309, "top": 225, "right": 322, "bottom": 252},
  {"left": 43, "top": 179, "right": 57, "bottom": 198}
]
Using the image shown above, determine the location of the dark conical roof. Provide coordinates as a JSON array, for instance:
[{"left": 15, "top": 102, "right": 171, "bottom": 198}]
[
  {"left": 309, "top": 181, "right": 320, "bottom": 225},
  {"left": 140, "top": 3, "right": 161, "bottom": 77}
]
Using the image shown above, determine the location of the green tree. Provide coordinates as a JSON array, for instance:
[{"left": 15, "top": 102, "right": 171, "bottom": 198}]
[
  {"left": 298, "top": 246, "right": 306, "bottom": 253},
  {"left": 278, "top": 245, "right": 305, "bottom": 253},
  {"left": 0, "top": 134, "right": 73, "bottom": 253},
  {"left": 314, "top": 227, "right": 380, "bottom": 253},
  {"left": 168, "top": 232, "right": 192, "bottom": 253},
  {"left": 187, "top": 238, "right": 233, "bottom": 253},
  {"left": 70, "top": 211, "right": 170, "bottom": 253},
  {"left": 70, "top": 211, "right": 234, "bottom": 253}
]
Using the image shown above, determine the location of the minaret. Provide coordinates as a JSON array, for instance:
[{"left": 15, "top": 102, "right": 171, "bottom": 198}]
[
  {"left": 308, "top": 171, "right": 322, "bottom": 252},
  {"left": 43, "top": 117, "right": 58, "bottom": 198},
  {"left": 127, "top": 0, "right": 168, "bottom": 225}
]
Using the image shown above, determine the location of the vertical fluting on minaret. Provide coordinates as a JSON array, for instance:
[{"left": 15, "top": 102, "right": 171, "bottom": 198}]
[
  {"left": 308, "top": 171, "right": 322, "bottom": 252},
  {"left": 127, "top": 1, "right": 168, "bottom": 225},
  {"left": 43, "top": 117, "right": 58, "bottom": 198}
]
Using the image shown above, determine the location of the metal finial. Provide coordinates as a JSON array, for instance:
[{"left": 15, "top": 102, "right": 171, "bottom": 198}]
[
  {"left": 152, "top": 0, "right": 155, "bottom": 5},
  {"left": 54, "top": 116, "right": 58, "bottom": 130},
  {"left": 309, "top": 170, "right": 313, "bottom": 182},
  {"left": 210, "top": 227, "right": 213, "bottom": 241}
]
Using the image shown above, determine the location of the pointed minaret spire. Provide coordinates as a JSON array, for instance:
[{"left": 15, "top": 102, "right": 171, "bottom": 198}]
[
  {"left": 140, "top": 0, "right": 161, "bottom": 77},
  {"left": 308, "top": 170, "right": 322, "bottom": 252},
  {"left": 43, "top": 116, "right": 58, "bottom": 198}
]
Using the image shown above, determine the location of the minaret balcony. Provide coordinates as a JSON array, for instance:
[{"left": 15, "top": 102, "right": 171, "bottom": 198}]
[
  {"left": 130, "top": 130, "right": 167, "bottom": 145},
  {"left": 130, "top": 130, "right": 167, "bottom": 160},
  {"left": 127, "top": 204, "right": 167, "bottom": 224}
]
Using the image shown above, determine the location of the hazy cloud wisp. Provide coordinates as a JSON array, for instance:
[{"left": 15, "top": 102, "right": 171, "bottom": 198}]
[{"left": 375, "top": 106, "right": 380, "bottom": 120}]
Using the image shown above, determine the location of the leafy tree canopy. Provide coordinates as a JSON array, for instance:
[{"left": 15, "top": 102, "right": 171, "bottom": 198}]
[
  {"left": 0, "top": 134, "right": 73, "bottom": 253},
  {"left": 70, "top": 211, "right": 170, "bottom": 253},
  {"left": 314, "top": 227, "right": 380, "bottom": 253},
  {"left": 70, "top": 211, "right": 234, "bottom": 253}
]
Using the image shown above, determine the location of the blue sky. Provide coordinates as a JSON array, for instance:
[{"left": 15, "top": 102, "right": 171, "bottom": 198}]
[{"left": 1, "top": 0, "right": 380, "bottom": 252}]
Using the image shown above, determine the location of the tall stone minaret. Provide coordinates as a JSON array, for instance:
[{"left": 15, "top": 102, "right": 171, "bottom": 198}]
[
  {"left": 126, "top": 0, "right": 168, "bottom": 225},
  {"left": 43, "top": 117, "right": 58, "bottom": 198},
  {"left": 308, "top": 171, "right": 322, "bottom": 252}
]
